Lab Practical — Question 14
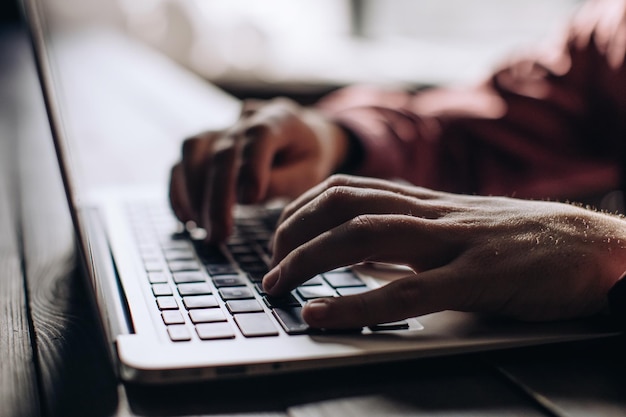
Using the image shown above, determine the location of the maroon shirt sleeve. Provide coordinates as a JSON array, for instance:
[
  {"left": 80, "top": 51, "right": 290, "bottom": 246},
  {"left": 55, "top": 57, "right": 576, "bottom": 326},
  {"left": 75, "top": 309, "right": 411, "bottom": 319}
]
[{"left": 316, "top": 0, "right": 626, "bottom": 201}]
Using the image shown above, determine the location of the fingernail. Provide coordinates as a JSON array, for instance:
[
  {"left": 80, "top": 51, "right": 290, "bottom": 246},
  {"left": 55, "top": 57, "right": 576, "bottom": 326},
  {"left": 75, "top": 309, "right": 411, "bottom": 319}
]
[
  {"left": 304, "top": 299, "right": 330, "bottom": 322},
  {"left": 262, "top": 266, "right": 280, "bottom": 293}
]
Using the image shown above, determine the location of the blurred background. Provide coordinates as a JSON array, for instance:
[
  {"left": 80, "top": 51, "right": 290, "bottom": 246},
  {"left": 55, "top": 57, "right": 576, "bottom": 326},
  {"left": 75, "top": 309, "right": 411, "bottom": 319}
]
[{"left": 10, "top": 0, "right": 584, "bottom": 102}]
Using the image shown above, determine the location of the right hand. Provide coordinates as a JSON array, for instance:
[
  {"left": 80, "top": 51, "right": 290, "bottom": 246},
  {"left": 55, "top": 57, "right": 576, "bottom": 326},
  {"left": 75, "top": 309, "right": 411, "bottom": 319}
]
[
  {"left": 263, "top": 174, "right": 626, "bottom": 328},
  {"left": 169, "top": 98, "right": 349, "bottom": 242}
]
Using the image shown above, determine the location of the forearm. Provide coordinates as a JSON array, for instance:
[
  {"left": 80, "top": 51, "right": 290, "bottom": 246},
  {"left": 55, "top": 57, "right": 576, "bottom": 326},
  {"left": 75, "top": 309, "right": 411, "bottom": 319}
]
[{"left": 316, "top": 0, "right": 626, "bottom": 201}]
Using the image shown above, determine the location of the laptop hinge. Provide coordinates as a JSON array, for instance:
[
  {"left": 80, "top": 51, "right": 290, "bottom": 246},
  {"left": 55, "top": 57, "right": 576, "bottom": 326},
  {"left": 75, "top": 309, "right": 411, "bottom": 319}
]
[{"left": 79, "top": 206, "right": 135, "bottom": 356}]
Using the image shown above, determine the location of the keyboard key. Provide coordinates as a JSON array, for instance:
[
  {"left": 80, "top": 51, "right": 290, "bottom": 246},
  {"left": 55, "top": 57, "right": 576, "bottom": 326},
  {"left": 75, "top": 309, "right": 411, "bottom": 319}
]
[
  {"left": 177, "top": 282, "right": 213, "bottom": 296},
  {"left": 196, "top": 323, "right": 236, "bottom": 340},
  {"left": 297, "top": 285, "right": 336, "bottom": 300},
  {"left": 247, "top": 271, "right": 267, "bottom": 283},
  {"left": 144, "top": 261, "right": 165, "bottom": 272},
  {"left": 161, "top": 240, "right": 191, "bottom": 251},
  {"left": 152, "top": 284, "right": 173, "bottom": 296},
  {"left": 164, "top": 248, "right": 195, "bottom": 261},
  {"left": 369, "top": 321, "right": 410, "bottom": 331},
  {"left": 337, "top": 287, "right": 370, "bottom": 297},
  {"left": 323, "top": 272, "right": 365, "bottom": 288},
  {"left": 253, "top": 282, "right": 266, "bottom": 295},
  {"left": 226, "top": 299, "right": 264, "bottom": 314},
  {"left": 156, "top": 296, "right": 178, "bottom": 310},
  {"left": 227, "top": 244, "right": 256, "bottom": 255},
  {"left": 206, "top": 264, "right": 238, "bottom": 276},
  {"left": 311, "top": 327, "right": 363, "bottom": 335},
  {"left": 301, "top": 276, "right": 324, "bottom": 286},
  {"left": 196, "top": 245, "right": 229, "bottom": 264},
  {"left": 168, "top": 260, "right": 201, "bottom": 272},
  {"left": 172, "top": 271, "right": 206, "bottom": 284},
  {"left": 238, "top": 262, "right": 268, "bottom": 276},
  {"left": 167, "top": 325, "right": 191, "bottom": 342},
  {"left": 219, "top": 287, "right": 255, "bottom": 300},
  {"left": 138, "top": 245, "right": 160, "bottom": 258},
  {"left": 136, "top": 232, "right": 155, "bottom": 244},
  {"left": 212, "top": 275, "right": 247, "bottom": 287},
  {"left": 273, "top": 307, "right": 309, "bottom": 334},
  {"left": 234, "top": 218, "right": 264, "bottom": 228},
  {"left": 183, "top": 295, "right": 219, "bottom": 309},
  {"left": 148, "top": 272, "right": 168, "bottom": 284},
  {"left": 141, "top": 254, "right": 161, "bottom": 264},
  {"left": 189, "top": 308, "right": 227, "bottom": 323},
  {"left": 162, "top": 310, "right": 185, "bottom": 325},
  {"left": 233, "top": 254, "right": 263, "bottom": 264},
  {"left": 234, "top": 313, "right": 279, "bottom": 337},
  {"left": 263, "top": 293, "right": 301, "bottom": 308}
]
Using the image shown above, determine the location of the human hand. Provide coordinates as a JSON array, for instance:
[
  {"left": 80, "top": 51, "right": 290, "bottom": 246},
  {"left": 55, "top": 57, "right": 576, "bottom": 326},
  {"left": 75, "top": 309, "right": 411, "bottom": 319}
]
[
  {"left": 263, "top": 175, "right": 626, "bottom": 328},
  {"left": 169, "top": 98, "right": 349, "bottom": 242}
]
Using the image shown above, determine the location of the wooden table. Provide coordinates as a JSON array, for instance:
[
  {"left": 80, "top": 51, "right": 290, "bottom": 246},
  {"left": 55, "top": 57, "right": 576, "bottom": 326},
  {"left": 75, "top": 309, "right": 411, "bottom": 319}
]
[{"left": 2, "top": 22, "right": 626, "bottom": 417}]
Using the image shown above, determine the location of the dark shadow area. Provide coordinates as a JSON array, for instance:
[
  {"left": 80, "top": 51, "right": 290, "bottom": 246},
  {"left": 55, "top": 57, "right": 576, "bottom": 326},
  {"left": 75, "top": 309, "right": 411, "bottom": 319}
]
[
  {"left": 489, "top": 335, "right": 626, "bottom": 411},
  {"left": 215, "top": 80, "right": 344, "bottom": 107},
  {"left": 0, "top": 0, "right": 19, "bottom": 24},
  {"left": 124, "top": 351, "right": 544, "bottom": 416},
  {"left": 41, "top": 263, "right": 121, "bottom": 417}
]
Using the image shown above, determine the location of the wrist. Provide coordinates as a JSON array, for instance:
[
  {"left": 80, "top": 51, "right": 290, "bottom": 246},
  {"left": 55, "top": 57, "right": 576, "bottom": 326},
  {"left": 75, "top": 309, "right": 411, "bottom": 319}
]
[
  {"left": 332, "top": 126, "right": 364, "bottom": 174},
  {"left": 302, "top": 109, "right": 356, "bottom": 175}
]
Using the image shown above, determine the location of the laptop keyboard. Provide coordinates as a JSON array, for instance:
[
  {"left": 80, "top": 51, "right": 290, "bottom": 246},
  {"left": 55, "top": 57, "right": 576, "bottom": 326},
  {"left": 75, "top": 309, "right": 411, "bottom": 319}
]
[{"left": 128, "top": 203, "right": 408, "bottom": 342}]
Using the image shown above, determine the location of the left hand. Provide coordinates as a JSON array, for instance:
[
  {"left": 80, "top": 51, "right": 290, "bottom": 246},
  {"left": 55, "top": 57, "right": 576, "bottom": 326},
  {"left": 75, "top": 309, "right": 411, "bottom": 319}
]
[
  {"left": 262, "top": 175, "right": 626, "bottom": 328},
  {"left": 169, "top": 98, "right": 348, "bottom": 242}
]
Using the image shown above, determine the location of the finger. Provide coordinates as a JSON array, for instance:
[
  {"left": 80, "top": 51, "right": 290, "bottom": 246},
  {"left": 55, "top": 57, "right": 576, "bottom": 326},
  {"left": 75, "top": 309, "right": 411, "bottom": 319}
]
[
  {"left": 301, "top": 266, "right": 464, "bottom": 328},
  {"left": 272, "top": 186, "right": 446, "bottom": 263},
  {"left": 264, "top": 214, "right": 458, "bottom": 295},
  {"left": 235, "top": 125, "right": 279, "bottom": 204},
  {"left": 201, "top": 135, "right": 241, "bottom": 242},
  {"left": 240, "top": 99, "right": 266, "bottom": 118},
  {"left": 265, "top": 159, "right": 322, "bottom": 199},
  {"left": 181, "top": 135, "right": 214, "bottom": 222},
  {"left": 168, "top": 162, "right": 194, "bottom": 223},
  {"left": 278, "top": 174, "right": 442, "bottom": 227},
  {"left": 235, "top": 101, "right": 303, "bottom": 203}
]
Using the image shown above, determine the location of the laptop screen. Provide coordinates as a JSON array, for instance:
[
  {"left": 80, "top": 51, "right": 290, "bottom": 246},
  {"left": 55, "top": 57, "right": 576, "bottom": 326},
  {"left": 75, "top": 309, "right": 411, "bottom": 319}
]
[{"left": 22, "top": 0, "right": 86, "bottom": 243}]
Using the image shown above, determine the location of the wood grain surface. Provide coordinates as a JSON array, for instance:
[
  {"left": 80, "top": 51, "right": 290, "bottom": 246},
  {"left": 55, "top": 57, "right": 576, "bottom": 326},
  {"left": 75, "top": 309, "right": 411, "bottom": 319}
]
[
  {"left": 0, "top": 27, "right": 42, "bottom": 417},
  {"left": 8, "top": 26, "right": 119, "bottom": 417}
]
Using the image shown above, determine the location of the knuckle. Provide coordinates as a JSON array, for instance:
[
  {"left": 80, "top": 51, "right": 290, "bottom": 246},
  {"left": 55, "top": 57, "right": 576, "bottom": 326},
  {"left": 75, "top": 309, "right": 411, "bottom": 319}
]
[
  {"left": 325, "top": 174, "right": 353, "bottom": 189},
  {"left": 346, "top": 214, "right": 378, "bottom": 240},
  {"left": 254, "top": 97, "right": 299, "bottom": 125},
  {"left": 271, "top": 96, "right": 297, "bottom": 110},
  {"left": 210, "top": 136, "right": 237, "bottom": 161},
  {"left": 353, "top": 294, "right": 377, "bottom": 325},
  {"left": 318, "top": 185, "right": 353, "bottom": 211},
  {"left": 242, "top": 124, "right": 269, "bottom": 143},
  {"left": 273, "top": 220, "right": 288, "bottom": 243},
  {"left": 240, "top": 99, "right": 261, "bottom": 117},
  {"left": 387, "top": 278, "right": 423, "bottom": 315},
  {"left": 181, "top": 136, "right": 202, "bottom": 159},
  {"left": 272, "top": 221, "right": 293, "bottom": 257}
]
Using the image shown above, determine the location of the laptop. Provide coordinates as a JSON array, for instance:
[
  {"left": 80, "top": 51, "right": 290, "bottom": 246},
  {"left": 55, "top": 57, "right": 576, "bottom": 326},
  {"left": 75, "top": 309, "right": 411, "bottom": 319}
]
[{"left": 22, "top": 0, "right": 620, "bottom": 385}]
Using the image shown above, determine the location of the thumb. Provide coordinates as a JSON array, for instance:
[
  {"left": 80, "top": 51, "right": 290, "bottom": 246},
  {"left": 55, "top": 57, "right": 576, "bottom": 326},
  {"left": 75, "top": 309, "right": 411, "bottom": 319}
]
[
  {"left": 267, "top": 161, "right": 322, "bottom": 199},
  {"left": 301, "top": 267, "right": 463, "bottom": 329}
]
